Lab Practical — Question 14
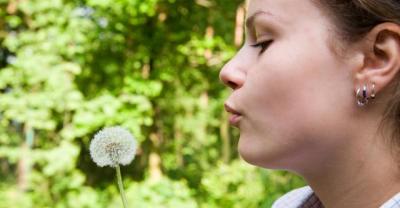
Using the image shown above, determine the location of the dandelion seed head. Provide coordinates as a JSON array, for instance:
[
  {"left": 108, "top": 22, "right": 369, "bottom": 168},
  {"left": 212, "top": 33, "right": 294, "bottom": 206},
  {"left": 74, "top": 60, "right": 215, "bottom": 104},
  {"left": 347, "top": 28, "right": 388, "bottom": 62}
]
[{"left": 90, "top": 126, "right": 137, "bottom": 167}]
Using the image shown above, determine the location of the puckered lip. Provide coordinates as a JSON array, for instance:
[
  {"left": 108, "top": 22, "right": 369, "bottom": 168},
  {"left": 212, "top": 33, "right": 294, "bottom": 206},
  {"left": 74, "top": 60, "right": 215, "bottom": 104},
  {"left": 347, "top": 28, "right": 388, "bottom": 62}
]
[
  {"left": 224, "top": 103, "right": 242, "bottom": 127},
  {"left": 224, "top": 103, "right": 242, "bottom": 115}
]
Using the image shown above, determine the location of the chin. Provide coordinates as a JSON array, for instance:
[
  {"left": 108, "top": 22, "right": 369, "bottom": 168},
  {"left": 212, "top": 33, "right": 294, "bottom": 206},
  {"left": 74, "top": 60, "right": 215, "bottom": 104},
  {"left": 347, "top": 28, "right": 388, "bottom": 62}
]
[
  {"left": 237, "top": 137, "right": 269, "bottom": 168},
  {"left": 237, "top": 135, "right": 291, "bottom": 170}
]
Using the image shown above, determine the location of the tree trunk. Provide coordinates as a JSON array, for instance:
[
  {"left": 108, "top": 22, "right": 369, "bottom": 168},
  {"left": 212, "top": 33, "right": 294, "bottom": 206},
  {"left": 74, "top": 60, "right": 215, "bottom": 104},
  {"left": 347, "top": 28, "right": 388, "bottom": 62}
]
[{"left": 235, "top": 3, "right": 245, "bottom": 47}]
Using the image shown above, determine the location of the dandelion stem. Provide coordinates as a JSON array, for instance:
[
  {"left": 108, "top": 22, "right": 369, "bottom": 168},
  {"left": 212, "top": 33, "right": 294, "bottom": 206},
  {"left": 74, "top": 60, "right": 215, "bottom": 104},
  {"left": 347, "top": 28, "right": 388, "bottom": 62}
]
[{"left": 116, "top": 164, "right": 128, "bottom": 208}]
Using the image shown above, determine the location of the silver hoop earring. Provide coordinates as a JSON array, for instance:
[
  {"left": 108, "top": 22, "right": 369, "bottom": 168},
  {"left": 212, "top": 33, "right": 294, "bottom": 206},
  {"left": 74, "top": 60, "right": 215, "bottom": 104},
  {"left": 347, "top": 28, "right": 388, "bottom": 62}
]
[
  {"left": 370, "top": 83, "right": 376, "bottom": 99},
  {"left": 363, "top": 84, "right": 367, "bottom": 99},
  {"left": 356, "top": 84, "right": 369, "bottom": 107}
]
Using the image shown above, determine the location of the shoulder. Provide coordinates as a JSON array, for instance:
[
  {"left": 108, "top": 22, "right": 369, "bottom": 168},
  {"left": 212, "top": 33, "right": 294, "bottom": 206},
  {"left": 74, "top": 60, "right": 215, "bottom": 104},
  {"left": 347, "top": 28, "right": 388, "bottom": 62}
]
[{"left": 272, "top": 186, "right": 314, "bottom": 208}]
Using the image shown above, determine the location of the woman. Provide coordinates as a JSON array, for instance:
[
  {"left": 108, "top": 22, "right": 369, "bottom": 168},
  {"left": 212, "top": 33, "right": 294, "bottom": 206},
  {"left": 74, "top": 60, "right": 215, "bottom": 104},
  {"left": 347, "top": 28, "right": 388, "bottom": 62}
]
[{"left": 220, "top": 0, "right": 400, "bottom": 207}]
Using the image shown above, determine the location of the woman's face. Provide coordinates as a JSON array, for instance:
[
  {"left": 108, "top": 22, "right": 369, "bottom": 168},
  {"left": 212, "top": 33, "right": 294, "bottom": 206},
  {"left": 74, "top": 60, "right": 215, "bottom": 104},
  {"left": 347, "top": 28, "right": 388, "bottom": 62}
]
[{"left": 220, "top": 0, "right": 358, "bottom": 171}]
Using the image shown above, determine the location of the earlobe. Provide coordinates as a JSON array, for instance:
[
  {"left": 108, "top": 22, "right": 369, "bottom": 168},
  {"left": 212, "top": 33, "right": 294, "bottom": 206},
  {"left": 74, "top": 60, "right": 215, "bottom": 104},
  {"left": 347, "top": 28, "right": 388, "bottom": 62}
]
[{"left": 354, "top": 23, "right": 400, "bottom": 100}]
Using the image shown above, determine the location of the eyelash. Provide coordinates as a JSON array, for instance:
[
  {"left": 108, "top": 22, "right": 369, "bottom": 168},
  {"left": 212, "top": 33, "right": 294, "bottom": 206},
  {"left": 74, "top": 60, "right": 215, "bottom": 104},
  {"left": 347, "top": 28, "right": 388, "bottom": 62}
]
[{"left": 251, "top": 40, "right": 273, "bottom": 54}]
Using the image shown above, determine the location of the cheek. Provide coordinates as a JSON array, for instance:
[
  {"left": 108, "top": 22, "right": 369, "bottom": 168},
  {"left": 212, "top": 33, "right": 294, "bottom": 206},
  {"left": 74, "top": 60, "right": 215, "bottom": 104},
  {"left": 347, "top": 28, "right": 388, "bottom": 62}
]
[
  {"left": 236, "top": 37, "right": 353, "bottom": 165},
  {"left": 245, "top": 36, "right": 349, "bottom": 125}
]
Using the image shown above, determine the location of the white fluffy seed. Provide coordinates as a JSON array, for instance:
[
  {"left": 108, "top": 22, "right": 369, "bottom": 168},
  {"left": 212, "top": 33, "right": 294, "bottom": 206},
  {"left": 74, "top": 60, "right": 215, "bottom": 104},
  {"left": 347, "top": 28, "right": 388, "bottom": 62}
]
[{"left": 90, "top": 126, "right": 137, "bottom": 167}]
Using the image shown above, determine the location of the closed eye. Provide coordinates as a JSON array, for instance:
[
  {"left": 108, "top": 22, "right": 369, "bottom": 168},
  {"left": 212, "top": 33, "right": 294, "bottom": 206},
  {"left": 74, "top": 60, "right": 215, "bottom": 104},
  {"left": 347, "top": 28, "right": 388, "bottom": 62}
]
[{"left": 251, "top": 40, "right": 273, "bottom": 55}]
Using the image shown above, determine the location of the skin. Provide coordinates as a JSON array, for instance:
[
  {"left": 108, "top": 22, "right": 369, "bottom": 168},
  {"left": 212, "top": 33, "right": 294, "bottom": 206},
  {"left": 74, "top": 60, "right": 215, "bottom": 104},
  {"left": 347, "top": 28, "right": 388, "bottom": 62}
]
[{"left": 219, "top": 0, "right": 400, "bottom": 207}]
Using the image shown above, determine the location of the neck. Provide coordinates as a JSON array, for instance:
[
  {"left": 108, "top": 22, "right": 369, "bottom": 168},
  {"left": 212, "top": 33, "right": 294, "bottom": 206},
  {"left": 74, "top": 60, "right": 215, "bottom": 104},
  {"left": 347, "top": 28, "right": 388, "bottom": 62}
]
[{"left": 300, "top": 124, "right": 400, "bottom": 208}]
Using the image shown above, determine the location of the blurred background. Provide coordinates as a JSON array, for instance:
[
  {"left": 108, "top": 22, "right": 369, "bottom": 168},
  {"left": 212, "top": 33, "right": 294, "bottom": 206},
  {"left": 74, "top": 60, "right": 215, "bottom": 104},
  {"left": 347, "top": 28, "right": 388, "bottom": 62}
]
[{"left": 0, "top": 0, "right": 305, "bottom": 207}]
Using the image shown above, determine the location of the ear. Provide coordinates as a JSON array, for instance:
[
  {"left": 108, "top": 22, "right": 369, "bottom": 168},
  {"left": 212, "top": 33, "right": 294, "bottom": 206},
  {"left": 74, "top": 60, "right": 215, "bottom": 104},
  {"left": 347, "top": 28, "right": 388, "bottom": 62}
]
[{"left": 353, "top": 22, "right": 400, "bottom": 97}]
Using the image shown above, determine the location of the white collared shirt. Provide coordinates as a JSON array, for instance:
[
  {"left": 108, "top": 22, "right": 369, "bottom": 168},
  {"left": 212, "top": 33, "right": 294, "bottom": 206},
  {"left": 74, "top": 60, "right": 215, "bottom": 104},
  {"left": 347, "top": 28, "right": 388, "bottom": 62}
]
[{"left": 272, "top": 186, "right": 400, "bottom": 208}]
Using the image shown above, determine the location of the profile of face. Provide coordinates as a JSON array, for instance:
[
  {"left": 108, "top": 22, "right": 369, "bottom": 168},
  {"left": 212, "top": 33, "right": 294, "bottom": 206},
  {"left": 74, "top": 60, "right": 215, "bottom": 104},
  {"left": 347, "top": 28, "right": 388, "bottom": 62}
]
[{"left": 220, "top": 0, "right": 359, "bottom": 172}]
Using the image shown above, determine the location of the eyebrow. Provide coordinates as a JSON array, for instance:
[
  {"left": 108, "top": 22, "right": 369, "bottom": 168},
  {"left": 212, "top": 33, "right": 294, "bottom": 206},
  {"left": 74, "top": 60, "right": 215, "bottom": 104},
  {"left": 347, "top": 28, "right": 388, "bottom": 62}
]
[{"left": 245, "top": 10, "right": 275, "bottom": 30}]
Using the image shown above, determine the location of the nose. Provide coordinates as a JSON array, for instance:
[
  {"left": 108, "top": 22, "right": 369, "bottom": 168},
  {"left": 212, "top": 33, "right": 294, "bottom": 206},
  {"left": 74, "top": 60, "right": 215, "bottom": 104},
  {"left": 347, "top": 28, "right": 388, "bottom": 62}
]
[{"left": 219, "top": 55, "right": 246, "bottom": 90}]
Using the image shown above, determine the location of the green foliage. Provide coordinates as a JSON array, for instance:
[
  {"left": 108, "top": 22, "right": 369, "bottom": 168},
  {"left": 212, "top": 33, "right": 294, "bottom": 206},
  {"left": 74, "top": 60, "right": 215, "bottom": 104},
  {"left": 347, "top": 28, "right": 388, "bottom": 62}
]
[
  {"left": 111, "top": 177, "right": 197, "bottom": 208},
  {"left": 0, "top": 0, "right": 306, "bottom": 207},
  {"left": 200, "top": 160, "right": 266, "bottom": 208}
]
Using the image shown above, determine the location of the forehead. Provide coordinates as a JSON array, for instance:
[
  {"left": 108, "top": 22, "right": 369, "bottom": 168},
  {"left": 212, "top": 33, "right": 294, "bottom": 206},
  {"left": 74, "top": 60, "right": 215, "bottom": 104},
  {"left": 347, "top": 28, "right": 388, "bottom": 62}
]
[{"left": 246, "top": 0, "right": 323, "bottom": 25}]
